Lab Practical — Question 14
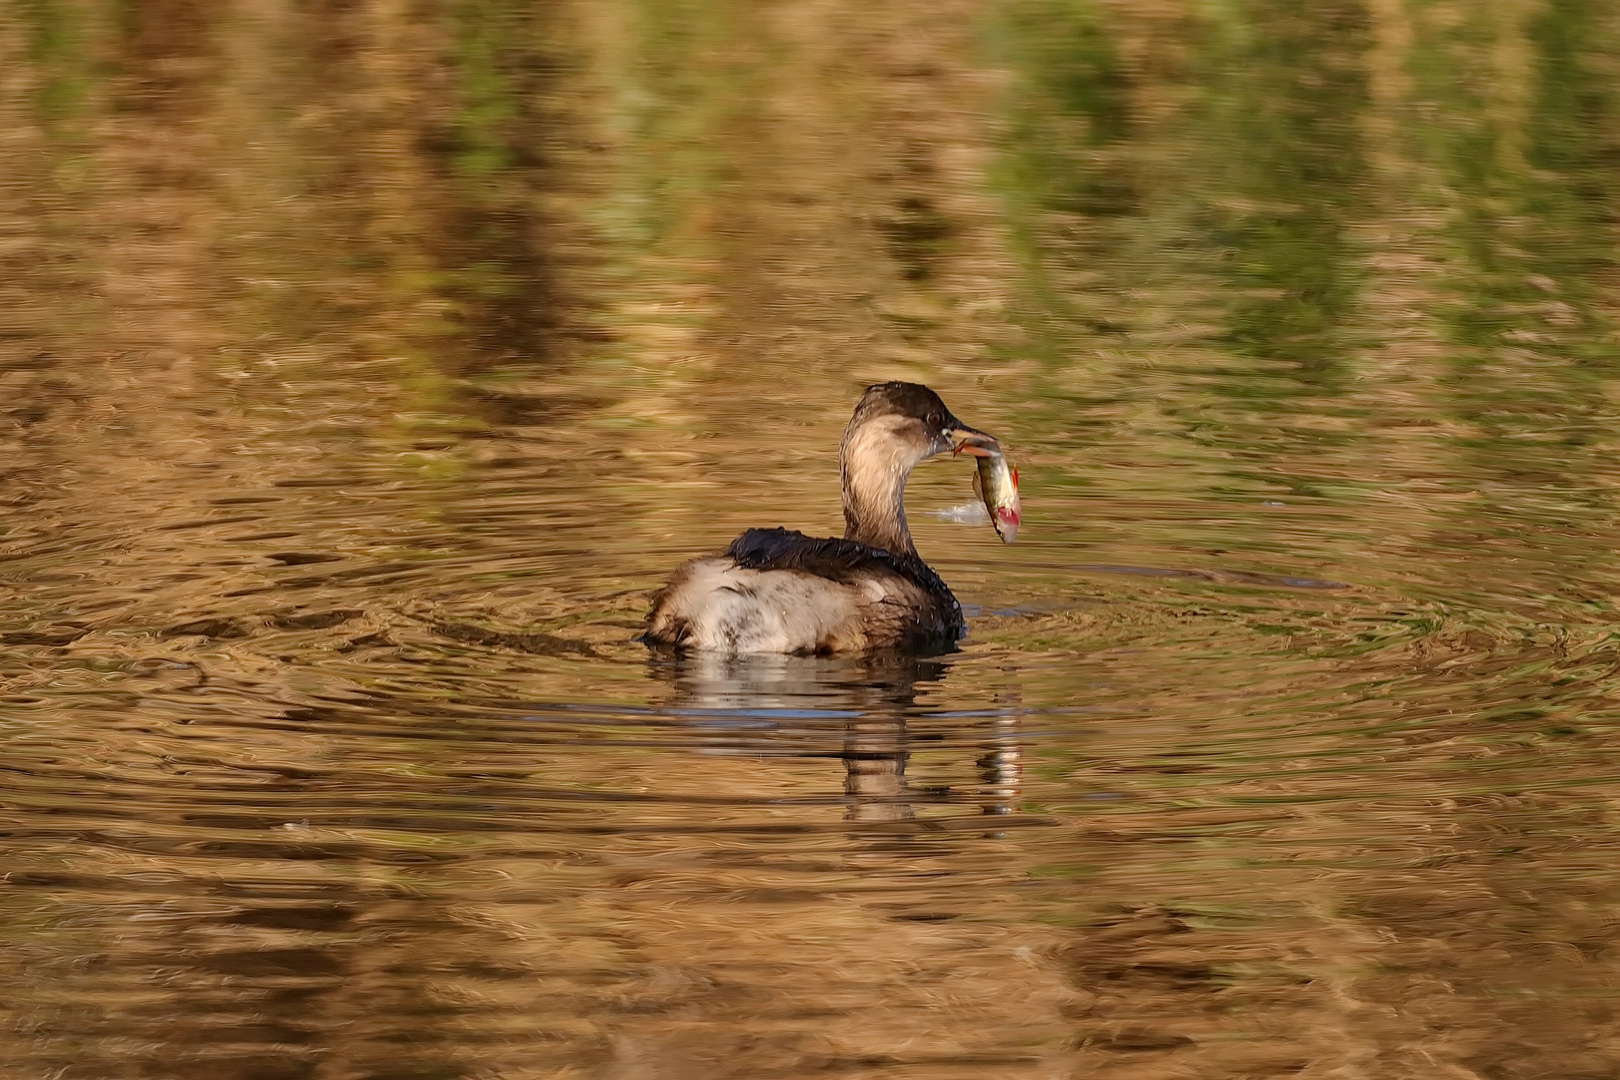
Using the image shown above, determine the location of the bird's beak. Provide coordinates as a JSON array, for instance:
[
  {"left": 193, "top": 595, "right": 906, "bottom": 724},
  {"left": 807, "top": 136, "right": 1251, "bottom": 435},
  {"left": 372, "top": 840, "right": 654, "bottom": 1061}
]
[{"left": 943, "top": 421, "right": 1000, "bottom": 459}]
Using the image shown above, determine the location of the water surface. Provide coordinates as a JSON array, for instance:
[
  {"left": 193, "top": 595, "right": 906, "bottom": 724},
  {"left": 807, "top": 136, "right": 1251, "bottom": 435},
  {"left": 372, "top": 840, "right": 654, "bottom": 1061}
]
[{"left": 4, "top": 2, "right": 1620, "bottom": 1078}]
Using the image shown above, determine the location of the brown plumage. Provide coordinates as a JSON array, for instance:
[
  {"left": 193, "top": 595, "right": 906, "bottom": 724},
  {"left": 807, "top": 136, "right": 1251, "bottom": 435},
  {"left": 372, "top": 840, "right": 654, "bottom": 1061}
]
[{"left": 644, "top": 382, "right": 1001, "bottom": 654}]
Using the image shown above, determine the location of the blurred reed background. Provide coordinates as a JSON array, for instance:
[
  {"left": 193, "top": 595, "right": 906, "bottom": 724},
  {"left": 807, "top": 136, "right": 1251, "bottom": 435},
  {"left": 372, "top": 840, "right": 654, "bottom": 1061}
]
[{"left": 4, "top": 3, "right": 1620, "bottom": 1079}]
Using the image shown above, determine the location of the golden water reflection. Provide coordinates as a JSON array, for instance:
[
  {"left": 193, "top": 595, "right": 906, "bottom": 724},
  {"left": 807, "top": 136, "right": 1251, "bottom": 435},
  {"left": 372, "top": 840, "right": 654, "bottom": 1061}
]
[{"left": 5, "top": 0, "right": 1620, "bottom": 1078}]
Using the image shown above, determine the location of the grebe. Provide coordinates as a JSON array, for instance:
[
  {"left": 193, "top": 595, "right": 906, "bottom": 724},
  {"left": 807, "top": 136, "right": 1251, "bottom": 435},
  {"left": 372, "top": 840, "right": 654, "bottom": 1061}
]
[{"left": 644, "top": 382, "right": 1004, "bottom": 654}]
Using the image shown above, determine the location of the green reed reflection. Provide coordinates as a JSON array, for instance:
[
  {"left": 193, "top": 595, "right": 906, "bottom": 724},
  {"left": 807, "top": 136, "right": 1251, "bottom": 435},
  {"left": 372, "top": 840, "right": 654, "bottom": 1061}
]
[
  {"left": 432, "top": 0, "right": 561, "bottom": 369},
  {"left": 1196, "top": 0, "right": 1371, "bottom": 394},
  {"left": 6, "top": 4, "right": 1620, "bottom": 1080},
  {"left": 14, "top": 0, "right": 92, "bottom": 128},
  {"left": 1411, "top": 0, "right": 1618, "bottom": 384},
  {"left": 996, "top": 0, "right": 1374, "bottom": 395}
]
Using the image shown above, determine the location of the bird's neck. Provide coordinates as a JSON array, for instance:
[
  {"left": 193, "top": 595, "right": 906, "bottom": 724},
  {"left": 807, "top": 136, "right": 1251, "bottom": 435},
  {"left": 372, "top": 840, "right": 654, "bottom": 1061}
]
[{"left": 841, "top": 427, "right": 918, "bottom": 558}]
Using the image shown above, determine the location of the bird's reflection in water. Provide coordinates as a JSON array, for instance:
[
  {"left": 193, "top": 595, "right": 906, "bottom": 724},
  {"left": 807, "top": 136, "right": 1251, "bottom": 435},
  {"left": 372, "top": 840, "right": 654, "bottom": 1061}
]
[
  {"left": 646, "top": 651, "right": 1024, "bottom": 824},
  {"left": 975, "top": 668, "right": 1023, "bottom": 821}
]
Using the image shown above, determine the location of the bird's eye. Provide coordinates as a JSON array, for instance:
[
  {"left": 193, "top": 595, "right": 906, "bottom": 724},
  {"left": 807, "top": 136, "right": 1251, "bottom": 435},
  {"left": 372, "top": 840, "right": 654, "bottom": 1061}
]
[{"left": 926, "top": 411, "right": 944, "bottom": 429}]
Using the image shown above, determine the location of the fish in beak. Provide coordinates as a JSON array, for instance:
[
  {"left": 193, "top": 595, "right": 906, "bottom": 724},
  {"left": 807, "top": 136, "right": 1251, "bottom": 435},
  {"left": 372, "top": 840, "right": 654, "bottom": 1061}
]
[
  {"left": 971, "top": 449, "right": 1020, "bottom": 543},
  {"left": 942, "top": 422, "right": 1020, "bottom": 543}
]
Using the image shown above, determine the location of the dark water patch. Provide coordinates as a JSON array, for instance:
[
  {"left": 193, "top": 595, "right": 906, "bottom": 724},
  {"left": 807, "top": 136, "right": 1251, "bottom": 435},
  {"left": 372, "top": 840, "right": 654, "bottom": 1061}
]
[
  {"left": 2, "top": 2, "right": 1620, "bottom": 1078},
  {"left": 265, "top": 552, "right": 345, "bottom": 566}
]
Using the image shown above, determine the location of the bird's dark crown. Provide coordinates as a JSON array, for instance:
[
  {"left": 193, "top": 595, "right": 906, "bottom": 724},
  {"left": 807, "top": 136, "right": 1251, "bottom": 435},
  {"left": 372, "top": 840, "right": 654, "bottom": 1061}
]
[{"left": 855, "top": 382, "right": 951, "bottom": 423}]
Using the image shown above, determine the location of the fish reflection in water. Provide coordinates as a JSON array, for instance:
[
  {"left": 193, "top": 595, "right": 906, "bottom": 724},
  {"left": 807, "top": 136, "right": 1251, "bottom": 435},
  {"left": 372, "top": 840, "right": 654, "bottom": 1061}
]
[{"left": 649, "top": 651, "right": 1025, "bottom": 824}]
